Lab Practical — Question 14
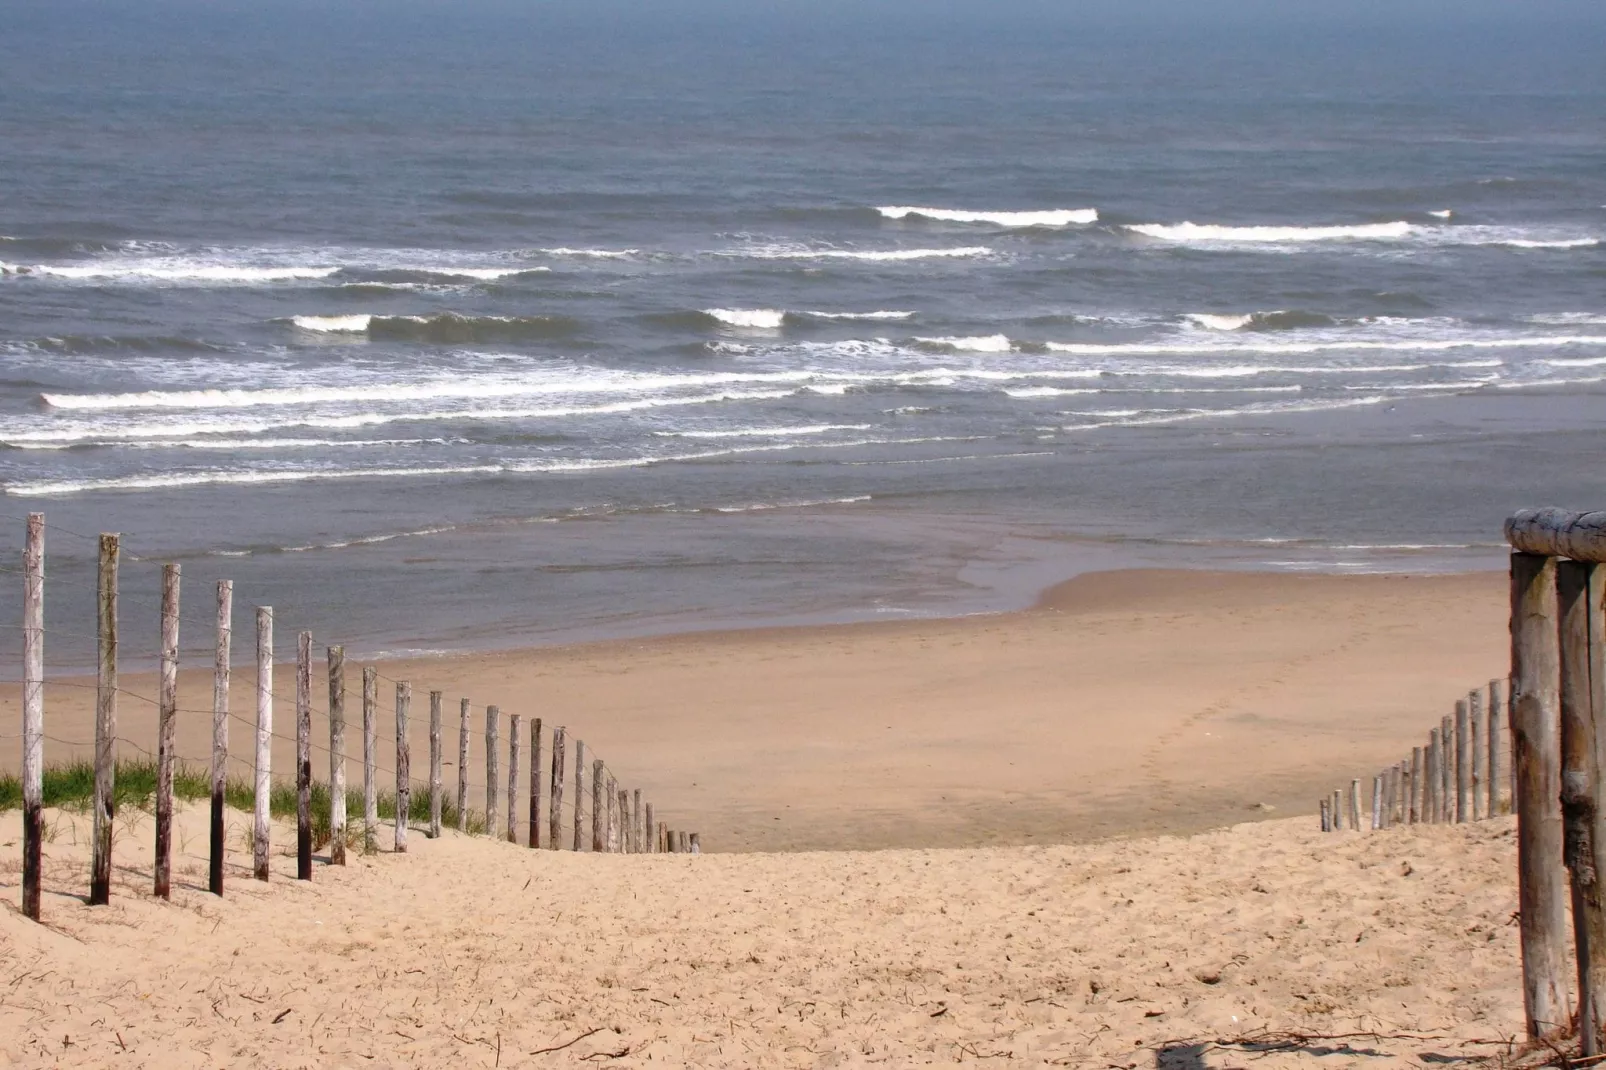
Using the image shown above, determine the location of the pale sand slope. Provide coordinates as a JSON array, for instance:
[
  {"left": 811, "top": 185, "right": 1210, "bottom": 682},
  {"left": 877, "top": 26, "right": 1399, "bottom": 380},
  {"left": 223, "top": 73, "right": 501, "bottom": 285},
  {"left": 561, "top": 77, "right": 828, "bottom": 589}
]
[
  {"left": 0, "top": 569, "right": 1508, "bottom": 851},
  {"left": 0, "top": 804, "right": 1525, "bottom": 1068}
]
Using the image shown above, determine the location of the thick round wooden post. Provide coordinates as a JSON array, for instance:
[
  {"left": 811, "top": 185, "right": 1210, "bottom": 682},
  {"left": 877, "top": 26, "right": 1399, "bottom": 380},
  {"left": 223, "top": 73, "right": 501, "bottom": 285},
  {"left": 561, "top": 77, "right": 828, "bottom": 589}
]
[
  {"left": 1511, "top": 551, "right": 1570, "bottom": 1038},
  {"left": 1440, "top": 713, "right": 1456, "bottom": 823},
  {"left": 690, "top": 832, "right": 701, "bottom": 854},
  {"left": 610, "top": 776, "right": 623, "bottom": 851},
  {"left": 1369, "top": 777, "right": 1382, "bottom": 830},
  {"left": 362, "top": 666, "right": 378, "bottom": 853},
  {"left": 253, "top": 607, "right": 273, "bottom": 882},
  {"left": 154, "top": 563, "right": 180, "bottom": 900},
  {"left": 645, "top": 803, "right": 655, "bottom": 853},
  {"left": 633, "top": 789, "right": 643, "bottom": 854},
  {"left": 456, "top": 698, "right": 470, "bottom": 833},
  {"left": 20, "top": 514, "right": 44, "bottom": 921},
  {"left": 428, "top": 691, "right": 443, "bottom": 839},
  {"left": 327, "top": 645, "right": 346, "bottom": 865},
  {"left": 678, "top": 830, "right": 689, "bottom": 854},
  {"left": 210, "top": 579, "right": 231, "bottom": 896},
  {"left": 573, "top": 740, "right": 586, "bottom": 852},
  {"left": 485, "top": 705, "right": 500, "bottom": 839},
  {"left": 1425, "top": 730, "right": 1439, "bottom": 824},
  {"left": 1455, "top": 699, "right": 1471, "bottom": 824},
  {"left": 529, "top": 718, "right": 542, "bottom": 849},
  {"left": 617, "top": 788, "right": 629, "bottom": 852},
  {"left": 1559, "top": 559, "right": 1606, "bottom": 1054},
  {"left": 592, "top": 758, "right": 605, "bottom": 852},
  {"left": 295, "top": 630, "right": 313, "bottom": 881},
  {"left": 395, "top": 682, "right": 411, "bottom": 852},
  {"left": 1320, "top": 798, "right": 1330, "bottom": 832},
  {"left": 1410, "top": 746, "right": 1423, "bottom": 824},
  {"left": 507, "top": 713, "right": 521, "bottom": 844},
  {"left": 549, "top": 726, "right": 566, "bottom": 850},
  {"left": 1470, "top": 689, "right": 1485, "bottom": 821},
  {"left": 1490, "top": 678, "right": 1507, "bottom": 816},
  {"left": 90, "top": 533, "right": 119, "bottom": 906}
]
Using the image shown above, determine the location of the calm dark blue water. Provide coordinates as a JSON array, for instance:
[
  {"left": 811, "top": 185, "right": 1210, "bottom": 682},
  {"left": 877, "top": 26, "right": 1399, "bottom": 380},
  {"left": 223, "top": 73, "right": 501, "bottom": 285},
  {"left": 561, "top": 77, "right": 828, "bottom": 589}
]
[{"left": 2, "top": 3, "right": 1604, "bottom": 662}]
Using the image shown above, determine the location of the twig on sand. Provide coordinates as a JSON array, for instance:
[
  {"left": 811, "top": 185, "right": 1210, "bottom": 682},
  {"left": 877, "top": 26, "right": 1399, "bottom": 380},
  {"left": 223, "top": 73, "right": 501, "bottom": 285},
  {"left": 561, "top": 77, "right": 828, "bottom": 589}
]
[{"left": 531, "top": 1026, "right": 605, "bottom": 1056}]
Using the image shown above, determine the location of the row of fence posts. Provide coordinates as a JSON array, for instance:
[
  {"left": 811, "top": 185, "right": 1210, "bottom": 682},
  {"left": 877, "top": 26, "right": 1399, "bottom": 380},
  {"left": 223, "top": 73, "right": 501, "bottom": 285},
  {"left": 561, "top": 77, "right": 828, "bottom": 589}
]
[
  {"left": 1318, "top": 679, "right": 1511, "bottom": 832},
  {"left": 18, "top": 514, "right": 701, "bottom": 925}
]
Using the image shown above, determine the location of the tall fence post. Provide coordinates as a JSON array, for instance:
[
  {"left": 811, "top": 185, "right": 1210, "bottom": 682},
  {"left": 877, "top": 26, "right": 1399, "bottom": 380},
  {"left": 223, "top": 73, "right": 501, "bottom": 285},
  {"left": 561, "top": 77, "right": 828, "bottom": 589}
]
[
  {"left": 485, "top": 705, "right": 500, "bottom": 839},
  {"left": 529, "top": 717, "right": 542, "bottom": 849},
  {"left": 362, "top": 666, "right": 378, "bottom": 854},
  {"left": 549, "top": 726, "right": 566, "bottom": 850},
  {"left": 507, "top": 713, "right": 521, "bottom": 844},
  {"left": 153, "top": 563, "right": 180, "bottom": 900},
  {"left": 429, "top": 691, "right": 443, "bottom": 839},
  {"left": 457, "top": 698, "right": 470, "bottom": 833},
  {"left": 645, "top": 802, "right": 655, "bottom": 853},
  {"left": 1470, "top": 689, "right": 1485, "bottom": 822},
  {"left": 21, "top": 513, "right": 43, "bottom": 921},
  {"left": 1348, "top": 779, "right": 1362, "bottom": 833},
  {"left": 1511, "top": 550, "right": 1570, "bottom": 1039},
  {"left": 1559, "top": 559, "right": 1606, "bottom": 1054},
  {"left": 573, "top": 740, "right": 586, "bottom": 852},
  {"left": 1410, "top": 745, "right": 1423, "bottom": 824},
  {"left": 1490, "top": 678, "right": 1506, "bottom": 816},
  {"left": 1426, "top": 728, "right": 1441, "bottom": 824},
  {"left": 395, "top": 682, "right": 411, "bottom": 852},
  {"left": 1455, "top": 699, "right": 1470, "bottom": 824},
  {"left": 296, "top": 631, "right": 312, "bottom": 881},
  {"left": 328, "top": 645, "right": 346, "bottom": 866},
  {"left": 210, "top": 579, "right": 232, "bottom": 896},
  {"left": 633, "top": 789, "right": 643, "bottom": 854},
  {"left": 253, "top": 607, "right": 273, "bottom": 881},
  {"left": 1440, "top": 713, "right": 1454, "bottom": 823},
  {"left": 592, "top": 758, "right": 605, "bottom": 852},
  {"left": 90, "top": 532, "right": 119, "bottom": 906}
]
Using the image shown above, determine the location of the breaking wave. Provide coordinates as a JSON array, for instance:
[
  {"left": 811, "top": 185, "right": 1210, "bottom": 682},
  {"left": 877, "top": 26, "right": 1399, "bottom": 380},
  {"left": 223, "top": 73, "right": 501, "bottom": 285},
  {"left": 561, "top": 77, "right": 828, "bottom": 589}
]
[{"left": 876, "top": 206, "right": 1098, "bottom": 227}]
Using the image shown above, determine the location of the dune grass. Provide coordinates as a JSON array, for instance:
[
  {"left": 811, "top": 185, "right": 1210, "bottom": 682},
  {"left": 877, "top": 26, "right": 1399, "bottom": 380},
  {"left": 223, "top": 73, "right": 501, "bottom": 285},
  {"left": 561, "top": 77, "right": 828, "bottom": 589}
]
[{"left": 0, "top": 758, "right": 487, "bottom": 841}]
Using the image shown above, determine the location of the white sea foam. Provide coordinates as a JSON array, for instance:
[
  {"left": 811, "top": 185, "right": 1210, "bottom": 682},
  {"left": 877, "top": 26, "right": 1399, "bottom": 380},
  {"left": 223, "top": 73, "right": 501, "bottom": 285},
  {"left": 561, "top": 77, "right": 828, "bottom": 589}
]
[
  {"left": 801, "top": 310, "right": 915, "bottom": 321},
  {"left": 1002, "top": 386, "right": 1100, "bottom": 399},
  {"left": 1501, "top": 238, "right": 1600, "bottom": 250},
  {"left": 31, "top": 264, "right": 341, "bottom": 282},
  {"left": 1043, "top": 334, "right": 1606, "bottom": 357},
  {"left": 660, "top": 424, "right": 872, "bottom": 439},
  {"left": 1429, "top": 209, "right": 1454, "bottom": 219},
  {"left": 1128, "top": 221, "right": 1413, "bottom": 243},
  {"left": 292, "top": 314, "right": 373, "bottom": 332},
  {"left": 914, "top": 334, "right": 1013, "bottom": 353},
  {"left": 713, "top": 495, "right": 872, "bottom": 513},
  {"left": 540, "top": 247, "right": 639, "bottom": 258},
  {"left": 1063, "top": 394, "right": 1388, "bottom": 432},
  {"left": 876, "top": 206, "right": 1098, "bottom": 227},
  {"left": 704, "top": 308, "right": 785, "bottom": 329},
  {"left": 737, "top": 244, "right": 993, "bottom": 261},
  {"left": 1183, "top": 313, "right": 1256, "bottom": 331},
  {"left": 1530, "top": 313, "right": 1606, "bottom": 325}
]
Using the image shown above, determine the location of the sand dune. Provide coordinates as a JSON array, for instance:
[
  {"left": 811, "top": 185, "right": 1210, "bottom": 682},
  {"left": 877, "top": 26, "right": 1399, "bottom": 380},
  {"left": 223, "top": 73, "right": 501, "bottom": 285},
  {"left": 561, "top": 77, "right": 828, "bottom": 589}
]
[{"left": 0, "top": 802, "right": 1526, "bottom": 1068}]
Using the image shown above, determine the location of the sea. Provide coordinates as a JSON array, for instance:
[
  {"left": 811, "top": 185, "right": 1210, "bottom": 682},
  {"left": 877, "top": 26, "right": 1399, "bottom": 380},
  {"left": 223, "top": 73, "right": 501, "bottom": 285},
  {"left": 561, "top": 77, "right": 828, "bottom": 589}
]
[{"left": 2, "top": 2, "right": 1604, "bottom": 667}]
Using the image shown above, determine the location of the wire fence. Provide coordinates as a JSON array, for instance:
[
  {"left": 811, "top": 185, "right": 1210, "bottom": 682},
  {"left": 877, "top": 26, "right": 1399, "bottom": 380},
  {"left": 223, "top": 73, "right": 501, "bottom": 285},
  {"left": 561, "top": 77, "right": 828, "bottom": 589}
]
[{"left": 9, "top": 513, "right": 700, "bottom": 923}]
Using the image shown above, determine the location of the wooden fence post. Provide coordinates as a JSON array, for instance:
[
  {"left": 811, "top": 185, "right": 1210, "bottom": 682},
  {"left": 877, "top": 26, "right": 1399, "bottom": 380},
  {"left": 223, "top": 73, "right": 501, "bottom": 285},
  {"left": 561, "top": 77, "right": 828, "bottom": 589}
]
[
  {"left": 210, "top": 579, "right": 231, "bottom": 896},
  {"left": 1511, "top": 550, "right": 1570, "bottom": 1038},
  {"left": 1410, "top": 746, "right": 1423, "bottom": 824},
  {"left": 690, "top": 832, "right": 701, "bottom": 854},
  {"left": 296, "top": 630, "right": 312, "bottom": 881},
  {"left": 678, "top": 831, "right": 689, "bottom": 854},
  {"left": 529, "top": 718, "right": 542, "bottom": 849},
  {"left": 363, "top": 666, "right": 378, "bottom": 853},
  {"left": 1441, "top": 713, "right": 1455, "bottom": 823},
  {"left": 21, "top": 513, "right": 43, "bottom": 921},
  {"left": 1559, "top": 559, "right": 1606, "bottom": 1054},
  {"left": 1395, "top": 763, "right": 1407, "bottom": 825},
  {"left": 253, "top": 607, "right": 273, "bottom": 882},
  {"left": 1490, "top": 678, "right": 1506, "bottom": 816},
  {"left": 428, "top": 691, "right": 443, "bottom": 839},
  {"left": 610, "top": 775, "right": 622, "bottom": 851},
  {"left": 633, "top": 789, "right": 643, "bottom": 854},
  {"left": 592, "top": 758, "right": 605, "bottom": 852},
  {"left": 645, "top": 803, "right": 655, "bottom": 853},
  {"left": 485, "top": 705, "right": 500, "bottom": 838},
  {"left": 457, "top": 698, "right": 470, "bottom": 833},
  {"left": 154, "top": 562, "right": 180, "bottom": 900},
  {"left": 1455, "top": 699, "right": 1471, "bottom": 823},
  {"left": 90, "top": 532, "right": 118, "bottom": 906},
  {"left": 395, "top": 682, "right": 411, "bottom": 852},
  {"left": 617, "top": 788, "right": 629, "bottom": 851},
  {"left": 328, "top": 645, "right": 346, "bottom": 865},
  {"left": 1369, "top": 777, "right": 1382, "bottom": 830},
  {"left": 549, "top": 726, "right": 566, "bottom": 850},
  {"left": 507, "top": 713, "right": 521, "bottom": 844},
  {"left": 573, "top": 740, "right": 586, "bottom": 852},
  {"left": 1320, "top": 797, "right": 1330, "bottom": 832},
  {"left": 1470, "top": 689, "right": 1485, "bottom": 821},
  {"left": 1426, "top": 728, "right": 1441, "bottom": 824}
]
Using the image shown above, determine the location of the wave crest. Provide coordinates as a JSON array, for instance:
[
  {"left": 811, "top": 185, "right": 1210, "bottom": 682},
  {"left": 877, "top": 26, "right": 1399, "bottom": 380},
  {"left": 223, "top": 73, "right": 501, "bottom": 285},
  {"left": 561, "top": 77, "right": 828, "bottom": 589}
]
[{"left": 877, "top": 206, "right": 1098, "bottom": 227}]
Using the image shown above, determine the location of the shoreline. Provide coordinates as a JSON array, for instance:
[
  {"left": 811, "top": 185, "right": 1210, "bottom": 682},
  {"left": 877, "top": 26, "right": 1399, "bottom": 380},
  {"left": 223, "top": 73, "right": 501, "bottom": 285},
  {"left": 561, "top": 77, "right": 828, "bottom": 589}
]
[{"left": 0, "top": 565, "right": 1509, "bottom": 852}]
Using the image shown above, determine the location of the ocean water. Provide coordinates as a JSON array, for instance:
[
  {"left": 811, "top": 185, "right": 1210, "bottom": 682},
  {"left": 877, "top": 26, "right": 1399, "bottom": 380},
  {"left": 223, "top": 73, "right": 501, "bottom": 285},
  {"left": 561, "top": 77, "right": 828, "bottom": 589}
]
[{"left": 2, "top": 4, "right": 1604, "bottom": 662}]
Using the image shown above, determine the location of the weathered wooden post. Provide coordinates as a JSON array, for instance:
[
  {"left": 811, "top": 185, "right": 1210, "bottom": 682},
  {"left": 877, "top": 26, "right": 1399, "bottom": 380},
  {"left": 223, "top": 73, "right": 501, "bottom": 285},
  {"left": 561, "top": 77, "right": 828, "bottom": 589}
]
[
  {"left": 395, "top": 682, "right": 411, "bottom": 852},
  {"left": 1455, "top": 699, "right": 1471, "bottom": 823},
  {"left": 529, "top": 717, "right": 542, "bottom": 849},
  {"left": 549, "top": 726, "right": 566, "bottom": 850},
  {"left": 1369, "top": 777, "right": 1382, "bottom": 830},
  {"left": 253, "top": 607, "right": 273, "bottom": 882},
  {"left": 485, "top": 704, "right": 500, "bottom": 838},
  {"left": 20, "top": 514, "right": 43, "bottom": 921},
  {"left": 573, "top": 740, "right": 586, "bottom": 852},
  {"left": 1426, "top": 728, "right": 1441, "bottom": 824},
  {"left": 90, "top": 532, "right": 119, "bottom": 906},
  {"left": 617, "top": 788, "right": 630, "bottom": 851},
  {"left": 592, "top": 758, "right": 605, "bottom": 852},
  {"left": 1559, "top": 558, "right": 1606, "bottom": 1054},
  {"left": 457, "top": 698, "right": 470, "bottom": 833},
  {"left": 678, "top": 831, "right": 690, "bottom": 854},
  {"left": 690, "top": 833, "right": 701, "bottom": 854},
  {"left": 296, "top": 631, "right": 313, "bottom": 881},
  {"left": 1410, "top": 746, "right": 1423, "bottom": 824},
  {"left": 1440, "top": 713, "right": 1456, "bottom": 823},
  {"left": 645, "top": 802, "right": 655, "bottom": 853},
  {"left": 428, "top": 691, "right": 443, "bottom": 839},
  {"left": 362, "top": 666, "right": 378, "bottom": 853},
  {"left": 154, "top": 563, "right": 180, "bottom": 900},
  {"left": 1506, "top": 514, "right": 1572, "bottom": 1039},
  {"left": 507, "top": 713, "right": 521, "bottom": 844},
  {"left": 1490, "top": 678, "right": 1506, "bottom": 816},
  {"left": 1331, "top": 789, "right": 1342, "bottom": 831},
  {"left": 633, "top": 789, "right": 643, "bottom": 854},
  {"left": 1470, "top": 689, "right": 1485, "bottom": 821},
  {"left": 210, "top": 579, "right": 232, "bottom": 896},
  {"left": 328, "top": 645, "right": 346, "bottom": 865},
  {"left": 610, "top": 775, "right": 623, "bottom": 850},
  {"left": 1319, "top": 797, "right": 1330, "bottom": 832}
]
